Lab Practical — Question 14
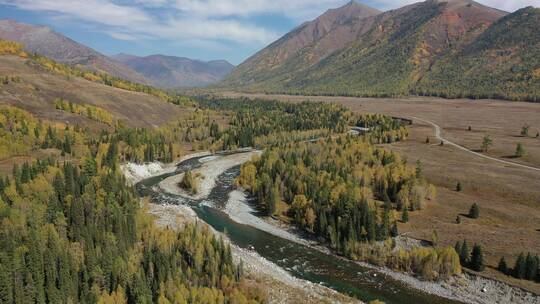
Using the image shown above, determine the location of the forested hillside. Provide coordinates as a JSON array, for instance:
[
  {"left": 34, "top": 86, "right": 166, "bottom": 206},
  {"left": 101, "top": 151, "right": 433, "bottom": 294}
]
[
  {"left": 0, "top": 39, "right": 189, "bottom": 128},
  {"left": 221, "top": 1, "right": 540, "bottom": 102},
  {"left": 415, "top": 7, "right": 540, "bottom": 101},
  {"left": 0, "top": 105, "right": 264, "bottom": 303}
]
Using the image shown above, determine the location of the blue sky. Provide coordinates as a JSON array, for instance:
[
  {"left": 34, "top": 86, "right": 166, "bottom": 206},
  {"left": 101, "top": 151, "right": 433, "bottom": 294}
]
[{"left": 0, "top": 0, "right": 538, "bottom": 65}]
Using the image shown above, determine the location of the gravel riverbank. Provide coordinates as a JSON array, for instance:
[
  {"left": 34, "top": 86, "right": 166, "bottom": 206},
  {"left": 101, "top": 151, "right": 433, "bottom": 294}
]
[
  {"left": 121, "top": 151, "right": 212, "bottom": 185},
  {"left": 158, "top": 151, "right": 261, "bottom": 200}
]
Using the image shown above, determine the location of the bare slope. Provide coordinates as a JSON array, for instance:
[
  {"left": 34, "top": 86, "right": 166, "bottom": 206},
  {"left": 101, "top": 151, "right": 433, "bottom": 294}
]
[
  {"left": 0, "top": 19, "right": 149, "bottom": 84},
  {"left": 0, "top": 55, "right": 187, "bottom": 128}
]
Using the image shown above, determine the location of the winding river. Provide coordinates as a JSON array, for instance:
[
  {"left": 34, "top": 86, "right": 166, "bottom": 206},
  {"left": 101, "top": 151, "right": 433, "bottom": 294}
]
[{"left": 135, "top": 153, "right": 463, "bottom": 304}]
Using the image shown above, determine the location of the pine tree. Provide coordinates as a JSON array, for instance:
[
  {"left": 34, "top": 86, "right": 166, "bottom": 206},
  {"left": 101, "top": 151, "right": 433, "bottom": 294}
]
[
  {"left": 378, "top": 209, "right": 390, "bottom": 241},
  {"left": 498, "top": 257, "right": 508, "bottom": 275},
  {"left": 456, "top": 182, "right": 462, "bottom": 192},
  {"left": 515, "top": 143, "right": 525, "bottom": 158},
  {"left": 525, "top": 253, "right": 538, "bottom": 281},
  {"left": 470, "top": 244, "right": 485, "bottom": 271},
  {"left": 401, "top": 206, "right": 409, "bottom": 223},
  {"left": 460, "top": 240, "right": 470, "bottom": 266},
  {"left": 454, "top": 241, "right": 461, "bottom": 255},
  {"left": 390, "top": 223, "right": 398, "bottom": 237},
  {"left": 514, "top": 253, "right": 526, "bottom": 279},
  {"left": 366, "top": 210, "right": 376, "bottom": 242},
  {"left": 469, "top": 203, "right": 480, "bottom": 219},
  {"left": 267, "top": 184, "right": 279, "bottom": 216},
  {"left": 456, "top": 215, "right": 461, "bottom": 224}
]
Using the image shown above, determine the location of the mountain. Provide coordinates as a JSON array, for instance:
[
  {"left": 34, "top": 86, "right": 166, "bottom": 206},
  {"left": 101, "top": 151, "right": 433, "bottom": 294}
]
[
  {"left": 113, "top": 54, "right": 235, "bottom": 89},
  {"left": 221, "top": 0, "right": 381, "bottom": 90},
  {"left": 221, "top": 0, "right": 539, "bottom": 101},
  {"left": 0, "top": 43, "right": 186, "bottom": 128},
  {"left": 416, "top": 6, "right": 540, "bottom": 100},
  {"left": 0, "top": 19, "right": 148, "bottom": 84}
]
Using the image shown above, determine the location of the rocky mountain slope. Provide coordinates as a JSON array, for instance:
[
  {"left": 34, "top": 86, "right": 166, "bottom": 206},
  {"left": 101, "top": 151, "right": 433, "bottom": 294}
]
[
  {"left": 222, "top": 1, "right": 381, "bottom": 90},
  {"left": 221, "top": 0, "right": 539, "bottom": 101}
]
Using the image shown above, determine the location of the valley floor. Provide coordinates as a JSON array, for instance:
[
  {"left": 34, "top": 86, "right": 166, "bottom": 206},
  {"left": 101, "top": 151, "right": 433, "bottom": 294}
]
[
  {"left": 128, "top": 152, "right": 539, "bottom": 304},
  {"left": 220, "top": 92, "right": 540, "bottom": 295}
]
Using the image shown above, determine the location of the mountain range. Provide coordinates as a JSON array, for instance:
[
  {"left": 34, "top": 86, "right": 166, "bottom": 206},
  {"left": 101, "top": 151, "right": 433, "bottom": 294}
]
[
  {"left": 0, "top": 19, "right": 150, "bottom": 84},
  {"left": 113, "top": 54, "right": 234, "bottom": 89},
  {"left": 221, "top": 0, "right": 540, "bottom": 101},
  {"left": 0, "top": 19, "right": 234, "bottom": 89}
]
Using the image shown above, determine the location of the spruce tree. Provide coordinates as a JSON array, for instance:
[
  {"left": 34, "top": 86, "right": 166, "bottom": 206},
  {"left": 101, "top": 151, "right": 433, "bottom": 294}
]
[
  {"left": 469, "top": 203, "right": 480, "bottom": 219},
  {"left": 514, "top": 253, "right": 526, "bottom": 279},
  {"left": 455, "top": 241, "right": 461, "bottom": 255},
  {"left": 456, "top": 182, "right": 462, "bottom": 192},
  {"left": 525, "top": 253, "right": 538, "bottom": 281},
  {"left": 390, "top": 223, "right": 398, "bottom": 237},
  {"left": 460, "top": 240, "right": 470, "bottom": 266},
  {"left": 470, "top": 244, "right": 485, "bottom": 271},
  {"left": 379, "top": 209, "right": 390, "bottom": 240},
  {"left": 515, "top": 143, "right": 525, "bottom": 158},
  {"left": 401, "top": 206, "right": 409, "bottom": 223},
  {"left": 498, "top": 257, "right": 508, "bottom": 275}
]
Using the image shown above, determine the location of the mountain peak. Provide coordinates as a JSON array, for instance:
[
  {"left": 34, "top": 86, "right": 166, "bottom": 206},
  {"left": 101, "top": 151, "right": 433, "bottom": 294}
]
[{"left": 321, "top": 0, "right": 381, "bottom": 23}]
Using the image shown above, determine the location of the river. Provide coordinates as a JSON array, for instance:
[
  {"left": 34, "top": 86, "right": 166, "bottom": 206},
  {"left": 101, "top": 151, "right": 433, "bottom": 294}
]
[{"left": 135, "top": 153, "right": 464, "bottom": 304}]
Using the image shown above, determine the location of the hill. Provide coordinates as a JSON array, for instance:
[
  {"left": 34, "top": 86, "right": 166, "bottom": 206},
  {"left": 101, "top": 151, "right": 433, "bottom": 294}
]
[
  {"left": 113, "top": 53, "right": 234, "bottom": 88},
  {"left": 0, "top": 19, "right": 149, "bottom": 84},
  {"left": 0, "top": 42, "right": 187, "bottom": 128},
  {"left": 221, "top": 0, "right": 539, "bottom": 101},
  {"left": 415, "top": 6, "right": 540, "bottom": 100},
  {"left": 221, "top": 0, "right": 381, "bottom": 90}
]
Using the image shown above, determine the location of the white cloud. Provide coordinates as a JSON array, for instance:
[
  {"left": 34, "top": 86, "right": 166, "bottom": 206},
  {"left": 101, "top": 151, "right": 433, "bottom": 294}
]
[
  {"left": 368, "top": 0, "right": 538, "bottom": 12},
  {"left": 0, "top": 0, "right": 279, "bottom": 45},
  {"left": 172, "top": 0, "right": 346, "bottom": 20},
  {"left": 476, "top": 0, "right": 540, "bottom": 12},
  {"left": 0, "top": 0, "right": 537, "bottom": 49}
]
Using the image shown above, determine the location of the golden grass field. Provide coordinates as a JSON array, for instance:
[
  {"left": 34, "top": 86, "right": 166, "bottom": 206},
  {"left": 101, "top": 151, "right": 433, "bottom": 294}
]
[{"left": 224, "top": 92, "right": 540, "bottom": 294}]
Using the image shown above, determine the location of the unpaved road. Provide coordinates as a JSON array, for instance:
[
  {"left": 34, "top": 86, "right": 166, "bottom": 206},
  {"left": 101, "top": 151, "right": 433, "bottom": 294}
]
[{"left": 411, "top": 116, "right": 540, "bottom": 172}]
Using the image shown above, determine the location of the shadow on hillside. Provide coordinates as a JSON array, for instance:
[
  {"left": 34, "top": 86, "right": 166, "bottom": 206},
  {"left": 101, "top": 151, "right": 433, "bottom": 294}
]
[{"left": 502, "top": 155, "right": 519, "bottom": 159}]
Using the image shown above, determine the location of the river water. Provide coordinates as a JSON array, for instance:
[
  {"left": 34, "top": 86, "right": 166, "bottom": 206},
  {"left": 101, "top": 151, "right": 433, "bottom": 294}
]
[{"left": 135, "top": 153, "right": 463, "bottom": 304}]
